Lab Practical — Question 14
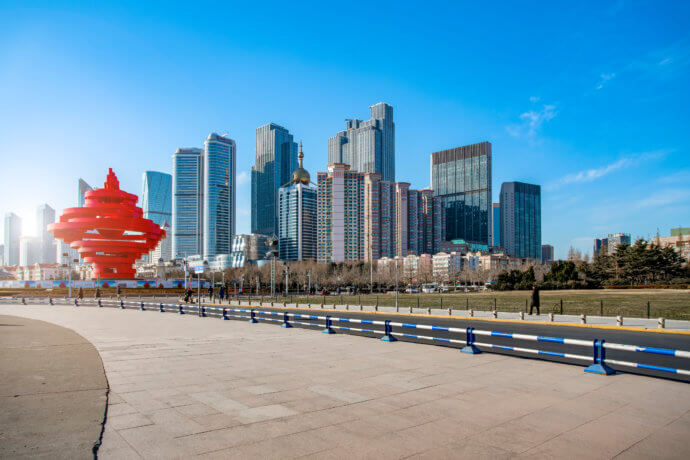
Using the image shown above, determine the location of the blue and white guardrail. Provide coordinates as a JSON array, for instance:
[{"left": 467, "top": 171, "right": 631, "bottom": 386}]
[{"left": 3, "top": 296, "right": 689, "bottom": 378}]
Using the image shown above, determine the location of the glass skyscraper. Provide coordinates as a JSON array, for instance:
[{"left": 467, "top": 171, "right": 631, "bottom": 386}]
[
  {"left": 203, "top": 133, "right": 236, "bottom": 259},
  {"left": 251, "top": 123, "right": 297, "bottom": 236},
  {"left": 431, "top": 142, "right": 492, "bottom": 245},
  {"left": 141, "top": 171, "right": 172, "bottom": 226},
  {"left": 172, "top": 148, "right": 204, "bottom": 258},
  {"left": 328, "top": 102, "right": 395, "bottom": 182},
  {"left": 78, "top": 179, "right": 92, "bottom": 207},
  {"left": 3, "top": 212, "right": 22, "bottom": 266},
  {"left": 492, "top": 203, "right": 501, "bottom": 247},
  {"left": 500, "top": 182, "right": 541, "bottom": 260},
  {"left": 36, "top": 203, "right": 56, "bottom": 264}
]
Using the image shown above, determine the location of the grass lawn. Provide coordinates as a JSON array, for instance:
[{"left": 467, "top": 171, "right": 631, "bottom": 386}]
[{"left": 256, "top": 289, "right": 690, "bottom": 320}]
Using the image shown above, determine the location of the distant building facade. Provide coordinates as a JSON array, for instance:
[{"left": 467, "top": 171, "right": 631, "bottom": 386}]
[
  {"left": 432, "top": 251, "right": 464, "bottom": 281},
  {"left": 492, "top": 203, "right": 501, "bottom": 247},
  {"left": 78, "top": 179, "right": 92, "bottom": 207},
  {"left": 431, "top": 142, "right": 492, "bottom": 245},
  {"left": 278, "top": 144, "right": 317, "bottom": 261},
  {"left": 172, "top": 147, "right": 204, "bottom": 258},
  {"left": 142, "top": 171, "right": 172, "bottom": 227},
  {"left": 203, "top": 133, "right": 236, "bottom": 259},
  {"left": 593, "top": 233, "right": 632, "bottom": 256},
  {"left": 19, "top": 236, "right": 41, "bottom": 267},
  {"left": 328, "top": 102, "right": 395, "bottom": 182},
  {"left": 317, "top": 164, "right": 444, "bottom": 263},
  {"left": 541, "top": 244, "right": 554, "bottom": 264},
  {"left": 36, "top": 203, "right": 56, "bottom": 264},
  {"left": 652, "top": 227, "right": 690, "bottom": 261},
  {"left": 150, "top": 220, "right": 172, "bottom": 263},
  {"left": 252, "top": 123, "right": 298, "bottom": 236},
  {"left": 3, "top": 212, "right": 21, "bottom": 266},
  {"left": 500, "top": 182, "right": 541, "bottom": 260},
  {"left": 317, "top": 163, "right": 365, "bottom": 262},
  {"left": 230, "top": 234, "right": 269, "bottom": 268}
]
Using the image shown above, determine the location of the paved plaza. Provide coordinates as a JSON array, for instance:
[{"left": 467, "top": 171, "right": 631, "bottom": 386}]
[{"left": 1, "top": 304, "right": 689, "bottom": 459}]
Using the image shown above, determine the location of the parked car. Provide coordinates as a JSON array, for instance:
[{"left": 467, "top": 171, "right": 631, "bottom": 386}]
[{"left": 405, "top": 286, "right": 420, "bottom": 293}]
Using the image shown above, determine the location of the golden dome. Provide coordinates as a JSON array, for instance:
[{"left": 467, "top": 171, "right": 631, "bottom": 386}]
[{"left": 292, "top": 141, "right": 311, "bottom": 185}]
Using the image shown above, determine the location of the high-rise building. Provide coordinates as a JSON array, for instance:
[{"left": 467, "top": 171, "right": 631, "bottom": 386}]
[
  {"left": 541, "top": 244, "right": 554, "bottom": 264},
  {"left": 19, "top": 236, "right": 41, "bottom": 267},
  {"left": 36, "top": 204, "right": 56, "bottom": 264},
  {"left": 252, "top": 123, "right": 298, "bottom": 236},
  {"left": 141, "top": 171, "right": 172, "bottom": 227},
  {"left": 328, "top": 102, "right": 395, "bottom": 182},
  {"left": 431, "top": 142, "right": 492, "bottom": 245},
  {"left": 594, "top": 233, "right": 631, "bottom": 256},
  {"left": 317, "top": 164, "right": 365, "bottom": 262},
  {"left": 203, "top": 133, "right": 236, "bottom": 259},
  {"left": 3, "top": 212, "right": 22, "bottom": 266},
  {"left": 492, "top": 203, "right": 501, "bottom": 247},
  {"left": 500, "top": 182, "right": 541, "bottom": 260},
  {"left": 150, "top": 220, "right": 172, "bottom": 263},
  {"left": 0, "top": 244, "right": 4, "bottom": 266},
  {"left": 56, "top": 239, "right": 79, "bottom": 266},
  {"left": 78, "top": 179, "right": 92, "bottom": 207},
  {"left": 317, "top": 165, "right": 444, "bottom": 263},
  {"left": 230, "top": 234, "right": 269, "bottom": 268},
  {"left": 172, "top": 147, "right": 204, "bottom": 258},
  {"left": 278, "top": 143, "right": 317, "bottom": 261}
]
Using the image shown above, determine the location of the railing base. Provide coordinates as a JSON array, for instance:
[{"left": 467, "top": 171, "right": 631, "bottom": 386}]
[
  {"left": 281, "top": 323, "right": 293, "bottom": 328},
  {"left": 584, "top": 363, "right": 615, "bottom": 375},
  {"left": 461, "top": 345, "right": 481, "bottom": 354},
  {"left": 322, "top": 328, "right": 335, "bottom": 334},
  {"left": 380, "top": 335, "right": 397, "bottom": 342}
]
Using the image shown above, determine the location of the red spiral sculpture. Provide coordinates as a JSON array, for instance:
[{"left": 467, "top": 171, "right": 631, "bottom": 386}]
[{"left": 48, "top": 168, "right": 165, "bottom": 279}]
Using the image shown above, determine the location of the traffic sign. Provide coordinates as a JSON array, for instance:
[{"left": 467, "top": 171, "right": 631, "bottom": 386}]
[{"left": 194, "top": 265, "right": 205, "bottom": 274}]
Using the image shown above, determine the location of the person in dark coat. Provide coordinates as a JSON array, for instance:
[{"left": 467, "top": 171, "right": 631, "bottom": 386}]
[
  {"left": 529, "top": 285, "right": 540, "bottom": 315},
  {"left": 218, "top": 285, "right": 225, "bottom": 302},
  {"left": 77, "top": 287, "right": 84, "bottom": 299}
]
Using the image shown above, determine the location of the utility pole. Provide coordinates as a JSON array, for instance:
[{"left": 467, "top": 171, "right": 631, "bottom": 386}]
[
  {"left": 308, "top": 271, "right": 311, "bottom": 295},
  {"left": 370, "top": 241, "right": 374, "bottom": 294}
]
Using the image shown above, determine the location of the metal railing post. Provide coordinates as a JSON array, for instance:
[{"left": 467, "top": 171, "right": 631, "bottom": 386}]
[
  {"left": 322, "top": 315, "right": 335, "bottom": 334},
  {"left": 282, "top": 311, "right": 292, "bottom": 328},
  {"left": 584, "top": 340, "right": 615, "bottom": 375},
  {"left": 380, "top": 320, "right": 397, "bottom": 342},
  {"left": 249, "top": 309, "right": 257, "bottom": 323},
  {"left": 461, "top": 327, "right": 480, "bottom": 354}
]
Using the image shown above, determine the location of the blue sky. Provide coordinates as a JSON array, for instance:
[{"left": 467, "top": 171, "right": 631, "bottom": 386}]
[{"left": 1, "top": 1, "right": 688, "bottom": 259}]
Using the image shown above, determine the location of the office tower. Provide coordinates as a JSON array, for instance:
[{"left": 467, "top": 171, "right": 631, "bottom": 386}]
[
  {"left": 36, "top": 204, "right": 56, "bottom": 263},
  {"left": 172, "top": 148, "right": 204, "bottom": 258},
  {"left": 317, "top": 164, "right": 365, "bottom": 262},
  {"left": 328, "top": 102, "right": 395, "bottom": 182},
  {"left": 541, "top": 244, "right": 554, "bottom": 264},
  {"left": 593, "top": 233, "right": 631, "bottom": 256},
  {"left": 0, "top": 245, "right": 4, "bottom": 265},
  {"left": 142, "top": 171, "right": 172, "bottom": 227},
  {"left": 252, "top": 123, "right": 298, "bottom": 236},
  {"left": 278, "top": 143, "right": 317, "bottom": 261},
  {"left": 78, "top": 179, "right": 92, "bottom": 207},
  {"left": 203, "top": 133, "right": 236, "bottom": 259},
  {"left": 500, "top": 182, "right": 542, "bottom": 260},
  {"left": 431, "top": 142, "right": 492, "bottom": 245},
  {"left": 492, "top": 203, "right": 501, "bottom": 247},
  {"left": 19, "top": 236, "right": 41, "bottom": 266},
  {"left": 3, "top": 212, "right": 22, "bottom": 266},
  {"left": 150, "top": 220, "right": 172, "bottom": 263},
  {"left": 230, "top": 234, "right": 269, "bottom": 268}
]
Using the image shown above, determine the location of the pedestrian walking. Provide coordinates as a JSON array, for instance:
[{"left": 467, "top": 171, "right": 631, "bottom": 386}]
[
  {"left": 77, "top": 287, "right": 84, "bottom": 299},
  {"left": 529, "top": 285, "right": 540, "bottom": 315},
  {"left": 218, "top": 285, "right": 225, "bottom": 302}
]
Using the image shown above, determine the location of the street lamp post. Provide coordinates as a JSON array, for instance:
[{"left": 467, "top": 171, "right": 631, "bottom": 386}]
[
  {"left": 285, "top": 264, "right": 289, "bottom": 296},
  {"left": 395, "top": 258, "right": 399, "bottom": 309},
  {"left": 307, "top": 271, "right": 311, "bottom": 295}
]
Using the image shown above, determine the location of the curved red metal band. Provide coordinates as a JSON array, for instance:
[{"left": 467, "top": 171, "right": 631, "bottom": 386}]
[{"left": 48, "top": 168, "right": 165, "bottom": 279}]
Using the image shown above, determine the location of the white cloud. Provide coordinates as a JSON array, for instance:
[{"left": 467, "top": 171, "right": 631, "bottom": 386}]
[
  {"left": 595, "top": 72, "right": 616, "bottom": 89},
  {"left": 529, "top": 96, "right": 540, "bottom": 103},
  {"left": 507, "top": 103, "right": 557, "bottom": 138},
  {"left": 637, "top": 188, "right": 690, "bottom": 208},
  {"left": 658, "top": 169, "right": 690, "bottom": 184},
  {"left": 236, "top": 170, "right": 250, "bottom": 186},
  {"left": 547, "top": 150, "right": 668, "bottom": 190}
]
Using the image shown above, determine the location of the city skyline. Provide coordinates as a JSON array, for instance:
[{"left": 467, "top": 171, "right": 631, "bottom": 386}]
[{"left": 1, "top": 2, "right": 689, "bottom": 260}]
